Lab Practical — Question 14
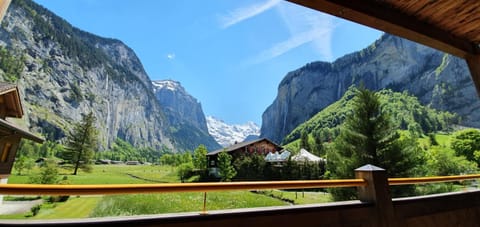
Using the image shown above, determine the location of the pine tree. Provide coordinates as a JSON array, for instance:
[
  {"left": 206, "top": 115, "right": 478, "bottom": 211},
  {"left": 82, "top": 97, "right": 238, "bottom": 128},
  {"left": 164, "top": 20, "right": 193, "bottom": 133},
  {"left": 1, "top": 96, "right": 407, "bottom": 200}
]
[
  {"left": 327, "top": 87, "right": 421, "bottom": 200},
  {"left": 312, "top": 131, "right": 325, "bottom": 157},
  {"left": 300, "top": 129, "right": 311, "bottom": 151},
  {"left": 63, "top": 111, "right": 98, "bottom": 175}
]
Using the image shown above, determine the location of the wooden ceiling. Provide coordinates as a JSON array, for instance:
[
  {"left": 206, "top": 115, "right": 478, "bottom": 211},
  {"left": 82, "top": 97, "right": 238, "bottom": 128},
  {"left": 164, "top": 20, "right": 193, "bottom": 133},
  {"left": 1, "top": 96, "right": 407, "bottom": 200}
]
[{"left": 288, "top": 0, "right": 480, "bottom": 94}]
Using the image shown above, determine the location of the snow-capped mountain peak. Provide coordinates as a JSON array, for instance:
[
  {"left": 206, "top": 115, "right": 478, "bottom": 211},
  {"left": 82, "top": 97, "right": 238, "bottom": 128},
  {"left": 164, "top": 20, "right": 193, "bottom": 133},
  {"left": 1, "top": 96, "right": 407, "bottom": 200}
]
[
  {"left": 206, "top": 116, "right": 260, "bottom": 147},
  {"left": 152, "top": 80, "right": 184, "bottom": 93}
]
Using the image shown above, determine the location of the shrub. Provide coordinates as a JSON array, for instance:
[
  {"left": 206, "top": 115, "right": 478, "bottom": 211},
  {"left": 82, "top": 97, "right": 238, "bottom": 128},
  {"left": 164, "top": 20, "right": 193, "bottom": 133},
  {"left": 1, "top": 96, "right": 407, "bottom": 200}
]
[
  {"left": 30, "top": 204, "right": 41, "bottom": 216},
  {"left": 47, "top": 195, "right": 70, "bottom": 203}
]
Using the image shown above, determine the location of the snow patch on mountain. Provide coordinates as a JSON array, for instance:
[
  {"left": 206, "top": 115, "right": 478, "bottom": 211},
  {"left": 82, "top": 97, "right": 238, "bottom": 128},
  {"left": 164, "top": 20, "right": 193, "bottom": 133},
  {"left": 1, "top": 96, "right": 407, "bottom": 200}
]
[
  {"left": 152, "top": 80, "right": 181, "bottom": 92},
  {"left": 206, "top": 116, "right": 260, "bottom": 147}
]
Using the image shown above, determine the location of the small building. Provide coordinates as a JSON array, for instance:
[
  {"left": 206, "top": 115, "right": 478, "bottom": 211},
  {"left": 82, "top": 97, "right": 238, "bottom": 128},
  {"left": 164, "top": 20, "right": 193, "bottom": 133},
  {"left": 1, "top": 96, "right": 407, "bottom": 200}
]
[
  {"left": 207, "top": 138, "right": 282, "bottom": 175},
  {"left": 291, "top": 148, "right": 325, "bottom": 164},
  {"left": 125, "top": 160, "right": 140, "bottom": 165},
  {"left": 0, "top": 83, "right": 43, "bottom": 176},
  {"left": 0, "top": 82, "right": 43, "bottom": 203},
  {"left": 265, "top": 149, "right": 291, "bottom": 167},
  {"left": 96, "top": 159, "right": 111, "bottom": 164}
]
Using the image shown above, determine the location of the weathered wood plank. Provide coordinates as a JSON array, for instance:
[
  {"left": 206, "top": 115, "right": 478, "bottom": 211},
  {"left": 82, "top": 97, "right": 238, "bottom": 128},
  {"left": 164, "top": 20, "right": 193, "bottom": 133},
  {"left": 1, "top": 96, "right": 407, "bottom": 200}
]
[
  {"left": 287, "top": 0, "right": 479, "bottom": 58},
  {"left": 466, "top": 54, "right": 480, "bottom": 96}
]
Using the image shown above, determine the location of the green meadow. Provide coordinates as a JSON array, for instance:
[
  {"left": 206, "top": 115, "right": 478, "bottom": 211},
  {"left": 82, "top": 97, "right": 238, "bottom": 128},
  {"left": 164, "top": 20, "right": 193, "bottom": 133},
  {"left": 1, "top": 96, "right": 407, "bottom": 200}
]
[
  {"left": 7, "top": 164, "right": 178, "bottom": 184},
  {"left": 2, "top": 164, "right": 332, "bottom": 220}
]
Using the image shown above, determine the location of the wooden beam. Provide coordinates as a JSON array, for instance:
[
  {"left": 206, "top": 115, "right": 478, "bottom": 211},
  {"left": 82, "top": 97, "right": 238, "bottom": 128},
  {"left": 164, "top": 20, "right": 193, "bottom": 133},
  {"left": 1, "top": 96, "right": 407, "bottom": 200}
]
[
  {"left": 466, "top": 54, "right": 480, "bottom": 96},
  {"left": 0, "top": 0, "right": 11, "bottom": 24},
  {"left": 287, "top": 0, "right": 479, "bottom": 58}
]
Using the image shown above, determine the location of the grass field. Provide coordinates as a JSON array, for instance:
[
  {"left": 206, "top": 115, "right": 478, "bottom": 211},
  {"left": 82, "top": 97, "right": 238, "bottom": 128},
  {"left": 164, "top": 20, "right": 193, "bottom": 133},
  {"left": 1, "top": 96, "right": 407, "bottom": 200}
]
[
  {"left": 91, "top": 191, "right": 290, "bottom": 217},
  {"left": 255, "top": 190, "right": 333, "bottom": 205},
  {"left": 32, "top": 196, "right": 101, "bottom": 219},
  {"left": 8, "top": 164, "right": 178, "bottom": 184},
  {"left": 2, "top": 164, "right": 334, "bottom": 220}
]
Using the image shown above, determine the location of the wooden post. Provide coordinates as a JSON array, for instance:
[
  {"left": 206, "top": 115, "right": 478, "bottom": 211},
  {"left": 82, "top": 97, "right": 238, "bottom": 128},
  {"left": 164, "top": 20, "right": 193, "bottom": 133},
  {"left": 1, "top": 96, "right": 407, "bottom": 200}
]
[
  {"left": 355, "top": 164, "right": 396, "bottom": 227},
  {"left": 201, "top": 192, "right": 208, "bottom": 215},
  {"left": 466, "top": 54, "right": 480, "bottom": 97},
  {"left": 0, "top": 175, "right": 7, "bottom": 204}
]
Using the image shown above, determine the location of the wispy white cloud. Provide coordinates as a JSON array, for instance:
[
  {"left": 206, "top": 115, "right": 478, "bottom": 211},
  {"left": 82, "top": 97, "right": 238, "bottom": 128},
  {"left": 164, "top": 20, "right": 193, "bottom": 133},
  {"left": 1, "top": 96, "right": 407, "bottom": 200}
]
[
  {"left": 253, "top": 27, "right": 333, "bottom": 63},
  {"left": 166, "top": 53, "right": 176, "bottom": 60},
  {"left": 219, "top": 0, "right": 281, "bottom": 28},
  {"left": 250, "top": 2, "right": 335, "bottom": 64}
]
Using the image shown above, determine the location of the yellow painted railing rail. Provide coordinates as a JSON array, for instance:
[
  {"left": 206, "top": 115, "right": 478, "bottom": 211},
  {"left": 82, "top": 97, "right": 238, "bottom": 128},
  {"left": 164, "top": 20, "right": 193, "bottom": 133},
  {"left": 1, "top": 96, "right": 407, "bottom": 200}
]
[
  {"left": 1, "top": 173, "right": 480, "bottom": 196},
  {"left": 0, "top": 179, "right": 367, "bottom": 196},
  {"left": 388, "top": 174, "right": 480, "bottom": 186}
]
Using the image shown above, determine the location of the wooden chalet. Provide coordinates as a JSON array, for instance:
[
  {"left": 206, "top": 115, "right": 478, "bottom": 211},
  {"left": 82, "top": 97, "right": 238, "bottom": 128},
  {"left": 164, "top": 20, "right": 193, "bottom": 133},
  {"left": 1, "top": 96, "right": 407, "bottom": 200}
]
[
  {"left": 0, "top": 82, "right": 43, "bottom": 179},
  {"left": 206, "top": 138, "right": 282, "bottom": 169}
]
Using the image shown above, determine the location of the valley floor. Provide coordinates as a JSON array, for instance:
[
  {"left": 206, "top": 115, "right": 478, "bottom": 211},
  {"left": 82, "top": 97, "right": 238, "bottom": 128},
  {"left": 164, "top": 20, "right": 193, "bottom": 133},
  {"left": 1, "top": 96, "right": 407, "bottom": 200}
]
[{"left": 0, "top": 164, "right": 332, "bottom": 220}]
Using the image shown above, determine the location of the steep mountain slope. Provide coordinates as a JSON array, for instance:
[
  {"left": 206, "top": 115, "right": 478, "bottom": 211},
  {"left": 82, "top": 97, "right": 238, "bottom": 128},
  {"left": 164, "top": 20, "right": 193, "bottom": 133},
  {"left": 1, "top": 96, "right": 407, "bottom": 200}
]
[
  {"left": 206, "top": 116, "right": 260, "bottom": 147},
  {"left": 152, "top": 80, "right": 220, "bottom": 150},
  {"left": 261, "top": 34, "right": 479, "bottom": 143},
  {"left": 0, "top": 0, "right": 213, "bottom": 152}
]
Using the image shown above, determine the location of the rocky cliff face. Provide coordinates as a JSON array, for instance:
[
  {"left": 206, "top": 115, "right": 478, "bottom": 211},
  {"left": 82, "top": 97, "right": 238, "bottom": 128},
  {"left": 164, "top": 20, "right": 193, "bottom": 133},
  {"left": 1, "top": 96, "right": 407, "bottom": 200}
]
[
  {"left": 152, "top": 80, "right": 220, "bottom": 151},
  {"left": 0, "top": 0, "right": 215, "bottom": 152},
  {"left": 261, "top": 34, "right": 480, "bottom": 143},
  {"left": 152, "top": 80, "right": 208, "bottom": 132}
]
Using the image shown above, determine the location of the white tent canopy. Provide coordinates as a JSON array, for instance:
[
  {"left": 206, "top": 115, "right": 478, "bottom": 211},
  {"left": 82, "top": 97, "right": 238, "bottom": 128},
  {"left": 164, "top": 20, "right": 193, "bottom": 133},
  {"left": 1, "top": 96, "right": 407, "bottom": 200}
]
[
  {"left": 291, "top": 148, "right": 325, "bottom": 163},
  {"left": 265, "top": 150, "right": 291, "bottom": 162}
]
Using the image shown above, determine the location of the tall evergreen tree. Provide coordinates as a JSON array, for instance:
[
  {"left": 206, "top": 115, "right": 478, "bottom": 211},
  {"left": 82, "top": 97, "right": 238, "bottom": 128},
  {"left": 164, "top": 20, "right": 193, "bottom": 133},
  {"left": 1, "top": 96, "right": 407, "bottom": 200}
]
[
  {"left": 63, "top": 111, "right": 98, "bottom": 175},
  {"left": 312, "top": 131, "right": 325, "bottom": 157},
  {"left": 327, "top": 87, "right": 422, "bottom": 200},
  {"left": 300, "top": 129, "right": 311, "bottom": 151}
]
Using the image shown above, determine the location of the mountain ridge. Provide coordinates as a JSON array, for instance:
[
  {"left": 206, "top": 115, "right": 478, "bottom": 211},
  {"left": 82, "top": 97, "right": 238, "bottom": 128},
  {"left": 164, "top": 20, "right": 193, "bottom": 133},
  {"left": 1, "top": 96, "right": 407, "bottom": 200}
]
[
  {"left": 0, "top": 0, "right": 218, "bottom": 152},
  {"left": 152, "top": 80, "right": 220, "bottom": 151},
  {"left": 261, "top": 34, "right": 480, "bottom": 143}
]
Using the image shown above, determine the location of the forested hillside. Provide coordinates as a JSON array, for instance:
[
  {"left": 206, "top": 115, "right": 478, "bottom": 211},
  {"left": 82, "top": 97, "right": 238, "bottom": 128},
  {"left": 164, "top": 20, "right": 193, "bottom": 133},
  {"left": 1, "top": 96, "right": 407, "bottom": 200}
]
[{"left": 283, "top": 86, "right": 458, "bottom": 145}]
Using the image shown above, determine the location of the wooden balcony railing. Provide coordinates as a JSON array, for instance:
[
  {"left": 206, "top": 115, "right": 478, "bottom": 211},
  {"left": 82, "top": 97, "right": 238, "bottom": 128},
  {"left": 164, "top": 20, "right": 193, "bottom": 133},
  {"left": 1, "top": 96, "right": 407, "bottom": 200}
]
[
  {"left": 0, "top": 173, "right": 478, "bottom": 196},
  {"left": 388, "top": 174, "right": 480, "bottom": 185},
  {"left": 1, "top": 165, "right": 479, "bottom": 226},
  {"left": 0, "top": 179, "right": 366, "bottom": 195}
]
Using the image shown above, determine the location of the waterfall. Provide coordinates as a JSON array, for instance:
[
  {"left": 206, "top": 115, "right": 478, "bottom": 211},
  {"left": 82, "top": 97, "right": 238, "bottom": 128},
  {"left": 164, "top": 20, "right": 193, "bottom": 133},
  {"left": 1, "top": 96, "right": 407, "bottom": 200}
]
[{"left": 105, "top": 74, "right": 111, "bottom": 147}]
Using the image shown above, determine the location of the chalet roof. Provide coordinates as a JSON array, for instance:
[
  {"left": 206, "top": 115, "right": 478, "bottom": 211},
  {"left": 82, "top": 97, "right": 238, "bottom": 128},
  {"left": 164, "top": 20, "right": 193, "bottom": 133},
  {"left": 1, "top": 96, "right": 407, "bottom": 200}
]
[
  {"left": 0, "top": 118, "right": 43, "bottom": 143},
  {"left": 207, "top": 138, "right": 282, "bottom": 156},
  {"left": 0, "top": 82, "right": 16, "bottom": 95},
  {"left": 0, "top": 82, "right": 23, "bottom": 118},
  {"left": 288, "top": 0, "right": 480, "bottom": 95}
]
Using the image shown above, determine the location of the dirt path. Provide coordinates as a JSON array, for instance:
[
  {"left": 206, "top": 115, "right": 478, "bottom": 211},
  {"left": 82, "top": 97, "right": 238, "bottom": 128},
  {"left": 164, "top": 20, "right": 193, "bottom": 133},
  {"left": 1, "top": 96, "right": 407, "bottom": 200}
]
[
  {"left": 0, "top": 199, "right": 43, "bottom": 215},
  {"left": 125, "top": 173, "right": 169, "bottom": 183}
]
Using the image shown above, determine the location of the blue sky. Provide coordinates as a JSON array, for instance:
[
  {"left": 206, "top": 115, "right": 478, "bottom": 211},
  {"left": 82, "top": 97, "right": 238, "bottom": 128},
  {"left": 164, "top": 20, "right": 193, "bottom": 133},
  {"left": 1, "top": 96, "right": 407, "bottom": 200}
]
[{"left": 33, "top": 0, "right": 382, "bottom": 125}]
